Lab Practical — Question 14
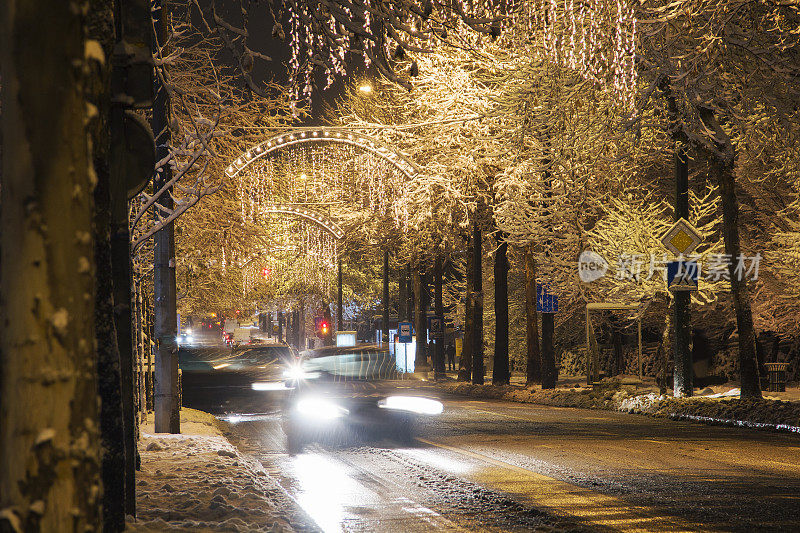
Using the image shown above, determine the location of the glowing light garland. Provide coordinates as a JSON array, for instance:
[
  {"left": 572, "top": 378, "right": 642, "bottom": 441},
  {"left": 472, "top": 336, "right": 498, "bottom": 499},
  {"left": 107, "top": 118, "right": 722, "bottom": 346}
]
[
  {"left": 280, "top": 0, "right": 637, "bottom": 113},
  {"left": 507, "top": 0, "right": 637, "bottom": 109},
  {"left": 225, "top": 128, "right": 419, "bottom": 181},
  {"left": 225, "top": 129, "right": 421, "bottom": 296},
  {"left": 257, "top": 204, "right": 345, "bottom": 240}
]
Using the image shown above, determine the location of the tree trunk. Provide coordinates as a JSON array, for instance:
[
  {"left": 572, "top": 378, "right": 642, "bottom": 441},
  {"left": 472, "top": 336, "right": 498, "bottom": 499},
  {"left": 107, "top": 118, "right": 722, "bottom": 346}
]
[
  {"left": 94, "top": 135, "right": 128, "bottom": 533},
  {"left": 658, "top": 311, "right": 672, "bottom": 395},
  {"left": 695, "top": 105, "right": 762, "bottom": 399},
  {"left": 383, "top": 249, "right": 390, "bottom": 346},
  {"left": 716, "top": 160, "right": 762, "bottom": 398},
  {"left": 110, "top": 183, "right": 137, "bottom": 515},
  {"left": 337, "top": 259, "right": 343, "bottom": 331},
  {"left": 413, "top": 268, "right": 428, "bottom": 369},
  {"left": 493, "top": 237, "right": 510, "bottom": 385},
  {"left": 541, "top": 313, "right": 556, "bottom": 388},
  {"left": 1, "top": 0, "right": 102, "bottom": 528},
  {"left": 434, "top": 253, "right": 446, "bottom": 378},
  {"left": 524, "top": 248, "right": 541, "bottom": 386},
  {"left": 398, "top": 266, "right": 408, "bottom": 322},
  {"left": 87, "top": 3, "right": 129, "bottom": 527},
  {"left": 299, "top": 299, "right": 306, "bottom": 350},
  {"left": 135, "top": 282, "right": 147, "bottom": 422},
  {"left": 405, "top": 265, "right": 414, "bottom": 323},
  {"left": 471, "top": 220, "right": 485, "bottom": 385},
  {"left": 612, "top": 329, "right": 623, "bottom": 376},
  {"left": 459, "top": 239, "right": 473, "bottom": 382},
  {"left": 293, "top": 309, "right": 301, "bottom": 349}
]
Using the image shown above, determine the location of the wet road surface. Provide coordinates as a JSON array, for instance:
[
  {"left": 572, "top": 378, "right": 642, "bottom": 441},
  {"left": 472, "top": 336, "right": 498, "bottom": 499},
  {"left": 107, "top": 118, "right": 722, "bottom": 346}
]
[{"left": 206, "top": 390, "right": 800, "bottom": 532}]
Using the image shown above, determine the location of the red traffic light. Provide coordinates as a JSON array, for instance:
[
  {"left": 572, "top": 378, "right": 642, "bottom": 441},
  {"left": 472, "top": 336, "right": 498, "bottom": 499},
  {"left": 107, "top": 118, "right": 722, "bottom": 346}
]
[{"left": 321, "top": 322, "right": 328, "bottom": 334}]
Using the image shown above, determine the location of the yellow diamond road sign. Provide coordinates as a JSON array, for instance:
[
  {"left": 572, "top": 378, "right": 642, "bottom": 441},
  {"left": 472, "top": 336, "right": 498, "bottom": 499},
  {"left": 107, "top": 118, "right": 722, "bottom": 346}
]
[{"left": 661, "top": 218, "right": 702, "bottom": 256}]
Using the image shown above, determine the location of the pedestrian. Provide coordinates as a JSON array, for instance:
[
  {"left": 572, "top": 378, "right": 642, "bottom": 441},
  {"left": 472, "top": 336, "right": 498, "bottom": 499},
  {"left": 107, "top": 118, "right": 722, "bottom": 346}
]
[{"left": 446, "top": 342, "right": 456, "bottom": 371}]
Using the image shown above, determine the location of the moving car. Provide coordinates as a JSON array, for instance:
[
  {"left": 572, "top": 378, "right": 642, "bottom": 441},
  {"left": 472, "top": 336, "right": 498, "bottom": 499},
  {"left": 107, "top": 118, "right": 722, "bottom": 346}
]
[
  {"left": 179, "top": 343, "right": 295, "bottom": 413},
  {"left": 281, "top": 344, "right": 443, "bottom": 454}
]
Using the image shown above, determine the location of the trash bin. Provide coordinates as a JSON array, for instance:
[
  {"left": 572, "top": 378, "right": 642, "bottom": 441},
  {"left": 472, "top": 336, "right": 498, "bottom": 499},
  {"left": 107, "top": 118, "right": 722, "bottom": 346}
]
[{"left": 765, "top": 362, "right": 789, "bottom": 392}]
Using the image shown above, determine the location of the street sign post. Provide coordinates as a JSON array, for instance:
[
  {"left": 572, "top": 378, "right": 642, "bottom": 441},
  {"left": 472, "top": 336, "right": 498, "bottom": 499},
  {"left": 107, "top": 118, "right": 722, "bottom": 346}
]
[
  {"left": 667, "top": 261, "right": 699, "bottom": 291},
  {"left": 536, "top": 283, "right": 559, "bottom": 313},
  {"left": 397, "top": 322, "right": 413, "bottom": 376},
  {"left": 427, "top": 316, "right": 443, "bottom": 339}
]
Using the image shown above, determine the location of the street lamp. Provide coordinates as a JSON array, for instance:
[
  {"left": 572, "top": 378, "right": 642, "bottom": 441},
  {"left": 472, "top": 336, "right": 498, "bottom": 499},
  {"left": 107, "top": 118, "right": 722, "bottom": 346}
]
[{"left": 358, "top": 84, "right": 373, "bottom": 94}]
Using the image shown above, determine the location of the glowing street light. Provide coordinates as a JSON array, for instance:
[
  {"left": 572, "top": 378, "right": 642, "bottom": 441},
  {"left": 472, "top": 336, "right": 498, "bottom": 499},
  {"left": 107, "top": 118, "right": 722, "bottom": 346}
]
[{"left": 358, "top": 84, "right": 373, "bottom": 94}]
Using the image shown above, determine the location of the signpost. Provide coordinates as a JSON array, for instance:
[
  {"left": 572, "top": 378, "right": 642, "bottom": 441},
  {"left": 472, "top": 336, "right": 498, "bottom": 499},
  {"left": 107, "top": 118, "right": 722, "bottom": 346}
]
[
  {"left": 661, "top": 217, "right": 702, "bottom": 398},
  {"left": 536, "top": 283, "right": 559, "bottom": 313},
  {"left": 398, "top": 322, "right": 413, "bottom": 376},
  {"left": 427, "top": 316, "right": 443, "bottom": 339}
]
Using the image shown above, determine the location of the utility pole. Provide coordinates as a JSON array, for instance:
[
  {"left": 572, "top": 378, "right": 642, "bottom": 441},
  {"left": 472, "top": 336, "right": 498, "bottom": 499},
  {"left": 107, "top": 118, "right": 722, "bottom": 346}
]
[
  {"left": 152, "top": 0, "right": 179, "bottom": 434},
  {"left": 661, "top": 77, "right": 693, "bottom": 398},
  {"left": 673, "top": 142, "right": 693, "bottom": 397}
]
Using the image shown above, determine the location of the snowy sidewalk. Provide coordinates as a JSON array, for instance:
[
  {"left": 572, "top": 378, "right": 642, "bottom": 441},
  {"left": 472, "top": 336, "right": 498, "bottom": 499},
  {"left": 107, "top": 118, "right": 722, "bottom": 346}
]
[{"left": 127, "top": 408, "right": 299, "bottom": 532}]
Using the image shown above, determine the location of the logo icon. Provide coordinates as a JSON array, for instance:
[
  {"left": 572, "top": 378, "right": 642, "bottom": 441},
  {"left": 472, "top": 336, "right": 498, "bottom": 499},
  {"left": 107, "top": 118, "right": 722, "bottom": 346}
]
[{"left": 578, "top": 250, "right": 608, "bottom": 282}]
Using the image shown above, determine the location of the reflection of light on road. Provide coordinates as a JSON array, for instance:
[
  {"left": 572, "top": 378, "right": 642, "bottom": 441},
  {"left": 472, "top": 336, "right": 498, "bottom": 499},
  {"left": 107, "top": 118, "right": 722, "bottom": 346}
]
[
  {"left": 289, "top": 453, "right": 358, "bottom": 532},
  {"left": 251, "top": 381, "right": 290, "bottom": 391},
  {"left": 218, "top": 413, "right": 274, "bottom": 423},
  {"left": 399, "top": 448, "right": 472, "bottom": 475}
]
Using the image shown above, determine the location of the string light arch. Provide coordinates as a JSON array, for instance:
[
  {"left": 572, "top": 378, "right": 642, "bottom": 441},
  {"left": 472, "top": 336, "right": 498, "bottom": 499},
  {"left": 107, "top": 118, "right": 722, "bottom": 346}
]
[
  {"left": 225, "top": 128, "right": 421, "bottom": 181},
  {"left": 258, "top": 204, "right": 345, "bottom": 240}
]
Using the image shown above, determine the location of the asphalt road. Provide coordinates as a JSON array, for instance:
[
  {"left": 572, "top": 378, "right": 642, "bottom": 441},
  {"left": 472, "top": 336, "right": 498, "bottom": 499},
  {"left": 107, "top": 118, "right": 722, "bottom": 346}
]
[{"left": 198, "top": 386, "right": 800, "bottom": 533}]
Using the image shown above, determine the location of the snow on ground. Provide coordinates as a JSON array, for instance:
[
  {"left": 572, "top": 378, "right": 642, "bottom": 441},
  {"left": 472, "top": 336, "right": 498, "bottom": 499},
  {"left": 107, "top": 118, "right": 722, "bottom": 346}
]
[
  {"left": 437, "top": 377, "right": 800, "bottom": 433},
  {"left": 126, "top": 408, "right": 296, "bottom": 532}
]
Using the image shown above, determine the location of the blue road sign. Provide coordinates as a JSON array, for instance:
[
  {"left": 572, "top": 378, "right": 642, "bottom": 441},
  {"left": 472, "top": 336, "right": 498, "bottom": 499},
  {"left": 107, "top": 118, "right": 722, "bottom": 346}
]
[
  {"left": 537, "top": 283, "right": 559, "bottom": 313},
  {"left": 398, "top": 322, "right": 413, "bottom": 343},
  {"left": 667, "top": 260, "right": 699, "bottom": 291},
  {"left": 427, "top": 316, "right": 443, "bottom": 335}
]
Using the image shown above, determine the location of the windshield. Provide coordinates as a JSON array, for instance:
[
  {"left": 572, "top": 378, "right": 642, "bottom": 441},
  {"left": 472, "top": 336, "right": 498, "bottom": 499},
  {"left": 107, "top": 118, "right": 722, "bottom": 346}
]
[{"left": 299, "top": 345, "right": 398, "bottom": 381}]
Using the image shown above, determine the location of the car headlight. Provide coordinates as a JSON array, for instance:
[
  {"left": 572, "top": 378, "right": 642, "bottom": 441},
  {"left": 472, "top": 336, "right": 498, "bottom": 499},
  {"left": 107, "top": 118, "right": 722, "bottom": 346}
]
[
  {"left": 283, "top": 365, "right": 320, "bottom": 381},
  {"left": 379, "top": 396, "right": 443, "bottom": 415},
  {"left": 295, "top": 397, "right": 348, "bottom": 420}
]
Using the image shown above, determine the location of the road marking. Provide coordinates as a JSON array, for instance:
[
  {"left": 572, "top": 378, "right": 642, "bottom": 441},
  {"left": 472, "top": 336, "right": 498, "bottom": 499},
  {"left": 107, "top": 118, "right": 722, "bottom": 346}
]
[{"left": 419, "top": 438, "right": 700, "bottom": 532}]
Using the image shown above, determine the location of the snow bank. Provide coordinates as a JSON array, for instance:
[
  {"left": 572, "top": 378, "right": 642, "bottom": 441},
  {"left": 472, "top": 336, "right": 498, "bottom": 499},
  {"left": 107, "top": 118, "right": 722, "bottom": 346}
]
[
  {"left": 437, "top": 380, "right": 800, "bottom": 434},
  {"left": 127, "top": 408, "right": 295, "bottom": 532}
]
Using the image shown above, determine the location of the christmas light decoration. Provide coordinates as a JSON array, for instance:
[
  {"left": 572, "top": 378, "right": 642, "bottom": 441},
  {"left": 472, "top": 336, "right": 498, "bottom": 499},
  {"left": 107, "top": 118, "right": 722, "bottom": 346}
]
[{"left": 224, "top": 129, "right": 423, "bottom": 297}]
